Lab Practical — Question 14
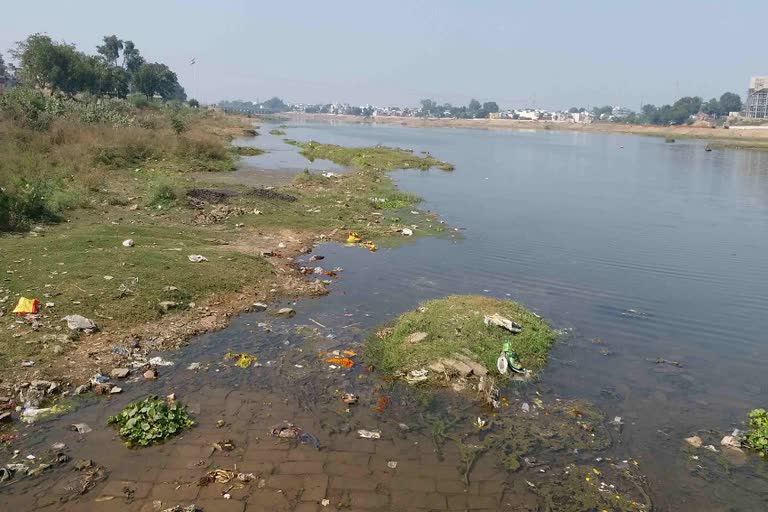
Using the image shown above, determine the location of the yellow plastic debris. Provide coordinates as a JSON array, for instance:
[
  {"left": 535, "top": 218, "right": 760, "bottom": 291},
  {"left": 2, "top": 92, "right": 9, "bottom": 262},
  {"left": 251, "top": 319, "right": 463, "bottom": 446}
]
[
  {"left": 225, "top": 352, "right": 258, "bottom": 369},
  {"left": 346, "top": 232, "right": 361, "bottom": 243},
  {"left": 592, "top": 468, "right": 600, "bottom": 475},
  {"left": 13, "top": 297, "right": 39, "bottom": 315}
]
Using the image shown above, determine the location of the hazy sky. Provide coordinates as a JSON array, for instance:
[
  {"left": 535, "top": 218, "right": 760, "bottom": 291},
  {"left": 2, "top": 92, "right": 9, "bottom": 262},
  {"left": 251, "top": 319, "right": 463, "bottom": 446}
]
[{"left": 1, "top": 1, "right": 766, "bottom": 109}]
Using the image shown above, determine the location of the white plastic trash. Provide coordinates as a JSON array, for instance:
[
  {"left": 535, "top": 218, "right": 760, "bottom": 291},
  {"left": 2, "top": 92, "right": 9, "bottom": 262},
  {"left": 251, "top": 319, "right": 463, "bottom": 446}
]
[{"left": 188, "top": 255, "right": 208, "bottom": 263}]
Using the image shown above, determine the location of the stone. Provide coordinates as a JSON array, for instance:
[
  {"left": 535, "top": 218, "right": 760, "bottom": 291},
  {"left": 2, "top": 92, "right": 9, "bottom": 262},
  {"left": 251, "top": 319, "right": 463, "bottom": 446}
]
[
  {"left": 453, "top": 353, "right": 488, "bottom": 376},
  {"left": 440, "top": 358, "right": 473, "bottom": 377},
  {"left": 251, "top": 302, "right": 268, "bottom": 312},
  {"left": 74, "top": 384, "right": 91, "bottom": 395},
  {"left": 276, "top": 307, "right": 296, "bottom": 318},
  {"left": 109, "top": 386, "right": 123, "bottom": 394},
  {"left": 110, "top": 368, "right": 130, "bottom": 379},
  {"left": 684, "top": 435, "right": 703, "bottom": 448},
  {"left": 405, "top": 332, "right": 428, "bottom": 344},
  {"left": 143, "top": 368, "right": 158, "bottom": 380},
  {"left": 427, "top": 361, "right": 446, "bottom": 373},
  {"left": 721, "top": 435, "right": 742, "bottom": 451}
]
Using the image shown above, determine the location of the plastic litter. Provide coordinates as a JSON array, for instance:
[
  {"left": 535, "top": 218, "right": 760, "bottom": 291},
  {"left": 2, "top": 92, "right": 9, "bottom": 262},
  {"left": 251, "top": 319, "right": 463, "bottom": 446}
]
[
  {"left": 225, "top": 352, "right": 258, "bottom": 369},
  {"left": 401, "top": 228, "right": 413, "bottom": 236},
  {"left": 357, "top": 429, "right": 381, "bottom": 439},
  {"left": 12, "top": 297, "right": 40, "bottom": 315},
  {"left": 342, "top": 393, "right": 359, "bottom": 405},
  {"left": 63, "top": 315, "right": 97, "bottom": 332},
  {"left": 148, "top": 356, "right": 174, "bottom": 366},
  {"left": 187, "top": 362, "right": 202, "bottom": 370},
  {"left": 387, "top": 460, "right": 398, "bottom": 469},
  {"left": 269, "top": 422, "right": 320, "bottom": 449},
  {"left": 71, "top": 423, "right": 92, "bottom": 434},
  {"left": 188, "top": 255, "right": 208, "bottom": 263},
  {"left": 405, "top": 368, "right": 429, "bottom": 384},
  {"left": 346, "top": 232, "right": 361, "bottom": 243},
  {"left": 122, "top": 239, "right": 134, "bottom": 247},
  {"left": 326, "top": 356, "right": 354, "bottom": 368}
]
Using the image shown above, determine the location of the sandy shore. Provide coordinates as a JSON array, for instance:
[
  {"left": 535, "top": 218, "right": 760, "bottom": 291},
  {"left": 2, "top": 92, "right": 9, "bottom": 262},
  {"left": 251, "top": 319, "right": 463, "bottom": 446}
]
[{"left": 285, "top": 112, "right": 768, "bottom": 143}]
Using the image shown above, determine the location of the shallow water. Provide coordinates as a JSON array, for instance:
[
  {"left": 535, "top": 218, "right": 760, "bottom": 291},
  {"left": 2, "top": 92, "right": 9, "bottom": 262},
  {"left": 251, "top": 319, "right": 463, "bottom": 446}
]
[{"left": 3, "top": 121, "right": 768, "bottom": 511}]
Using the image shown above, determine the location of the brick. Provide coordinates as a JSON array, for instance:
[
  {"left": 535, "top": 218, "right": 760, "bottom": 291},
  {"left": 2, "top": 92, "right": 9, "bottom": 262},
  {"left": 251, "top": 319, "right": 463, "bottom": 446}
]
[
  {"left": 242, "top": 449, "right": 288, "bottom": 463},
  {"left": 155, "top": 468, "right": 204, "bottom": 484},
  {"left": 294, "top": 504, "right": 321, "bottom": 512},
  {"left": 150, "top": 482, "right": 199, "bottom": 501},
  {"left": 324, "top": 462, "right": 371, "bottom": 476},
  {"left": 301, "top": 474, "right": 328, "bottom": 502},
  {"left": 468, "top": 479, "right": 505, "bottom": 495},
  {"left": 267, "top": 474, "right": 304, "bottom": 490},
  {"left": 436, "top": 479, "right": 467, "bottom": 494},
  {"left": 99, "top": 480, "right": 153, "bottom": 500},
  {"left": 391, "top": 475, "right": 436, "bottom": 493},
  {"left": 195, "top": 499, "right": 245, "bottom": 512},
  {"left": 466, "top": 494, "right": 501, "bottom": 510},
  {"left": 329, "top": 476, "right": 378, "bottom": 491},
  {"left": 350, "top": 492, "right": 389, "bottom": 509},
  {"left": 285, "top": 448, "right": 328, "bottom": 462},
  {"left": 245, "top": 489, "right": 292, "bottom": 511},
  {"left": 276, "top": 461, "right": 324, "bottom": 475},
  {"left": 392, "top": 491, "right": 447, "bottom": 510},
  {"left": 446, "top": 493, "right": 468, "bottom": 510},
  {"left": 326, "top": 451, "right": 371, "bottom": 465}
]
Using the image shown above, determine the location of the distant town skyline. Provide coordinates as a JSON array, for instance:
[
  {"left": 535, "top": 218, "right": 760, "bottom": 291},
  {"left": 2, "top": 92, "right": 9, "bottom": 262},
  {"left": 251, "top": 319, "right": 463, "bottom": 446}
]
[{"left": 1, "top": 0, "right": 766, "bottom": 110}]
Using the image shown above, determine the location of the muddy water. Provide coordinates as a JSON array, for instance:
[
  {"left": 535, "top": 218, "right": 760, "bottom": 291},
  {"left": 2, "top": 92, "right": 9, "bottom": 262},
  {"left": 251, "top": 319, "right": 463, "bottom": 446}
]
[{"left": 3, "top": 122, "right": 768, "bottom": 511}]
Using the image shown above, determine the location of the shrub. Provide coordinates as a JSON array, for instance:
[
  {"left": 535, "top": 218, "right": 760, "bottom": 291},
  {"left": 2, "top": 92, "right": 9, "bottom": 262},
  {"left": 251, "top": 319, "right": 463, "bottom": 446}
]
[
  {"left": 170, "top": 114, "right": 187, "bottom": 135},
  {"left": 107, "top": 395, "right": 194, "bottom": 447},
  {"left": 176, "top": 133, "right": 228, "bottom": 161},
  {"left": 0, "top": 177, "right": 61, "bottom": 231},
  {"left": 188, "top": 99, "right": 200, "bottom": 108},
  {"left": 745, "top": 408, "right": 768, "bottom": 456},
  {"left": 145, "top": 174, "right": 178, "bottom": 207},
  {"left": 0, "top": 87, "right": 53, "bottom": 130}
]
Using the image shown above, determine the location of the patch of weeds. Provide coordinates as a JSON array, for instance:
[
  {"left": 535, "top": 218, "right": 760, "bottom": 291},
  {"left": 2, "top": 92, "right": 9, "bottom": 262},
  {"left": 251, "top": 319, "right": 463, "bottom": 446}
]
[
  {"left": 269, "top": 129, "right": 286, "bottom": 136},
  {"left": 366, "top": 295, "right": 555, "bottom": 377},
  {"left": 107, "top": 395, "right": 195, "bottom": 447},
  {"left": 94, "top": 141, "right": 159, "bottom": 168},
  {"left": 293, "top": 141, "right": 454, "bottom": 171},
  {"left": 745, "top": 408, "right": 768, "bottom": 456},
  {"left": 144, "top": 174, "right": 178, "bottom": 208},
  {"left": 234, "top": 146, "right": 265, "bottom": 156},
  {"left": 283, "top": 138, "right": 300, "bottom": 146}
]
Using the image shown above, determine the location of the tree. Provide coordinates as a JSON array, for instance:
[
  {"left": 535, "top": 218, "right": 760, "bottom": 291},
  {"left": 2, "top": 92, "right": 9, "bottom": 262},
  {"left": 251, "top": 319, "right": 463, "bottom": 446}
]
[
  {"left": 11, "top": 34, "right": 95, "bottom": 95},
  {"left": 483, "top": 101, "right": 500, "bottom": 113},
  {"left": 719, "top": 92, "right": 742, "bottom": 114},
  {"left": 702, "top": 98, "right": 721, "bottom": 116},
  {"left": 97, "top": 35, "right": 123, "bottom": 66},
  {"left": 132, "top": 62, "right": 178, "bottom": 99},
  {"left": 419, "top": 99, "right": 436, "bottom": 117},
  {"left": 188, "top": 98, "right": 199, "bottom": 108},
  {"left": 468, "top": 98, "right": 481, "bottom": 116},
  {"left": 592, "top": 105, "right": 613, "bottom": 118},
  {"left": 122, "top": 40, "right": 144, "bottom": 75},
  {"left": 0, "top": 52, "right": 6, "bottom": 78}
]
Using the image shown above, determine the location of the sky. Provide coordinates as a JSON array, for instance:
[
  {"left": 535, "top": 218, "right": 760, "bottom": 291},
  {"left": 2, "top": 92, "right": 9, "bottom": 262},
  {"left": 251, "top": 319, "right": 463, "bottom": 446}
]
[{"left": 1, "top": 0, "right": 766, "bottom": 110}]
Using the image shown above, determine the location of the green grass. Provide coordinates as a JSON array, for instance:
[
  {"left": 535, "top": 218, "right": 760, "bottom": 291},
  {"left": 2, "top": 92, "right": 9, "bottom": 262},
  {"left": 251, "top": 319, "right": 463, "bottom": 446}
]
[
  {"left": 269, "top": 129, "right": 286, "bottom": 136},
  {"left": 294, "top": 141, "right": 455, "bottom": 171},
  {"left": 234, "top": 146, "right": 265, "bottom": 156},
  {"left": 366, "top": 295, "right": 555, "bottom": 376},
  {"left": 0, "top": 222, "right": 270, "bottom": 368}
]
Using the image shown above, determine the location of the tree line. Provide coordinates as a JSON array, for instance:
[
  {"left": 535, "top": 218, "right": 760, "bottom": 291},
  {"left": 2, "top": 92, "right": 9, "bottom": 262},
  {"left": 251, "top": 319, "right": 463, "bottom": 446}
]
[
  {"left": 1, "top": 33, "right": 186, "bottom": 101},
  {"left": 570, "top": 91, "right": 743, "bottom": 125},
  {"left": 419, "top": 98, "right": 500, "bottom": 118}
]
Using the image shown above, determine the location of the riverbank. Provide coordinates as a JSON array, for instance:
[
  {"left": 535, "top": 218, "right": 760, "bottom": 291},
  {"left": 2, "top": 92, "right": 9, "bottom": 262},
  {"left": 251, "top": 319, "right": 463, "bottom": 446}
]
[{"left": 285, "top": 112, "right": 768, "bottom": 149}]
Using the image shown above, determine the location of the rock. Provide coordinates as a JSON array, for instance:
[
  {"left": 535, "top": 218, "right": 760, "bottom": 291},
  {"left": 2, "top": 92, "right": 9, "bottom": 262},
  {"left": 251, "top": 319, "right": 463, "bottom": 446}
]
[
  {"left": 299, "top": 246, "right": 312, "bottom": 254},
  {"left": 401, "top": 228, "right": 413, "bottom": 236},
  {"left": 63, "top": 315, "right": 97, "bottom": 332},
  {"left": 684, "top": 435, "right": 703, "bottom": 448},
  {"left": 74, "top": 459, "right": 94, "bottom": 470},
  {"left": 93, "top": 383, "right": 112, "bottom": 395},
  {"left": 440, "top": 358, "right": 473, "bottom": 377},
  {"left": 143, "top": 368, "right": 158, "bottom": 380},
  {"left": 251, "top": 302, "right": 268, "bottom": 312},
  {"left": 309, "top": 255, "right": 324, "bottom": 262},
  {"left": 521, "top": 403, "right": 530, "bottom": 413},
  {"left": 453, "top": 353, "right": 488, "bottom": 376},
  {"left": 0, "top": 412, "right": 12, "bottom": 423},
  {"left": 188, "top": 254, "right": 208, "bottom": 263},
  {"left": 109, "top": 386, "right": 123, "bottom": 394},
  {"left": 158, "top": 301, "right": 179, "bottom": 314},
  {"left": 405, "top": 332, "right": 428, "bottom": 344},
  {"left": 278, "top": 242, "right": 286, "bottom": 249},
  {"left": 276, "top": 307, "right": 296, "bottom": 318},
  {"left": 110, "top": 368, "right": 130, "bottom": 379},
  {"left": 74, "top": 384, "right": 90, "bottom": 395},
  {"left": 122, "top": 239, "right": 134, "bottom": 247}
]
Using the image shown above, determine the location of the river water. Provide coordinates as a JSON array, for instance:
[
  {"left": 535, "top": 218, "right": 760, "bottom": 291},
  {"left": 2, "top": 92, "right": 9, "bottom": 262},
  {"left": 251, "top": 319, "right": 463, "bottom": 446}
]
[
  {"left": 3, "top": 121, "right": 768, "bottom": 511},
  {"left": 251, "top": 121, "right": 768, "bottom": 509}
]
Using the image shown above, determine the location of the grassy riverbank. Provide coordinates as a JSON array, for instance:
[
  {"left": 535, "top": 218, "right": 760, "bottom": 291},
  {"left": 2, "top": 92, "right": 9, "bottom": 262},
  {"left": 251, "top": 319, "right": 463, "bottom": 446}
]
[{"left": 0, "top": 96, "right": 454, "bottom": 387}]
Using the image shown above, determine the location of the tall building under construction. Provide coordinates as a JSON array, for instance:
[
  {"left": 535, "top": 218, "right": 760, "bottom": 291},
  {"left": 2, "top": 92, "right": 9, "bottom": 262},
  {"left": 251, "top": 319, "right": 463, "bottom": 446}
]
[{"left": 745, "top": 76, "right": 768, "bottom": 118}]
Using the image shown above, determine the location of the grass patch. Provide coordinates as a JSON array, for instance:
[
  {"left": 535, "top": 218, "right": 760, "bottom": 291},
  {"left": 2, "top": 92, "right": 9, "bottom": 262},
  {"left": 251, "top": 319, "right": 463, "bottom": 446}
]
[
  {"left": 234, "top": 146, "right": 265, "bottom": 156},
  {"left": 745, "top": 408, "right": 768, "bottom": 456},
  {"left": 269, "top": 129, "right": 286, "bottom": 136},
  {"left": 709, "top": 139, "right": 768, "bottom": 151},
  {"left": 108, "top": 395, "right": 195, "bottom": 447},
  {"left": 366, "top": 295, "right": 555, "bottom": 376},
  {"left": 294, "top": 141, "right": 455, "bottom": 171}
]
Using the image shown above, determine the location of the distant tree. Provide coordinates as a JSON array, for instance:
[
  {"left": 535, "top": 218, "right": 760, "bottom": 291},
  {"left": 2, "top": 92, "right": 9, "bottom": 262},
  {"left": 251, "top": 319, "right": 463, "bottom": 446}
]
[
  {"left": 188, "top": 98, "right": 200, "bottom": 108},
  {"left": 122, "top": 40, "right": 144, "bottom": 75},
  {"left": 133, "top": 62, "right": 178, "bottom": 100},
  {"left": 702, "top": 98, "right": 721, "bottom": 116},
  {"left": 468, "top": 98, "right": 481, "bottom": 116},
  {"left": 568, "top": 107, "right": 580, "bottom": 113},
  {"left": 719, "top": 92, "right": 742, "bottom": 114},
  {"left": 12, "top": 34, "right": 95, "bottom": 95},
  {"left": 0, "top": 52, "right": 6, "bottom": 78},
  {"left": 482, "top": 101, "right": 500, "bottom": 113},
  {"left": 261, "top": 96, "right": 287, "bottom": 112},
  {"left": 96, "top": 35, "right": 123, "bottom": 66},
  {"left": 592, "top": 105, "right": 613, "bottom": 118}
]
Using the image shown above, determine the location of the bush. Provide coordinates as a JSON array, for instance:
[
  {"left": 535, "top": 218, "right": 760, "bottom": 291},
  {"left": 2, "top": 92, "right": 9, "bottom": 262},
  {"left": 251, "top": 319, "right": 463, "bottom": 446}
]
[
  {"left": 745, "top": 408, "right": 768, "bottom": 456},
  {"left": 188, "top": 99, "right": 200, "bottom": 108},
  {"left": 145, "top": 174, "right": 178, "bottom": 207},
  {"left": 0, "top": 177, "right": 61, "bottom": 231},
  {"left": 169, "top": 114, "right": 187, "bottom": 135},
  {"left": 107, "top": 395, "right": 194, "bottom": 447},
  {"left": 0, "top": 87, "right": 53, "bottom": 130},
  {"left": 176, "top": 133, "right": 228, "bottom": 161}
]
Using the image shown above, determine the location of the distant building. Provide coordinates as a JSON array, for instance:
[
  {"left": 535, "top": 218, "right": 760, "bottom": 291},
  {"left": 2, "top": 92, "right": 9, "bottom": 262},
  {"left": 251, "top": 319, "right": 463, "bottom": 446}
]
[{"left": 745, "top": 76, "right": 768, "bottom": 119}]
